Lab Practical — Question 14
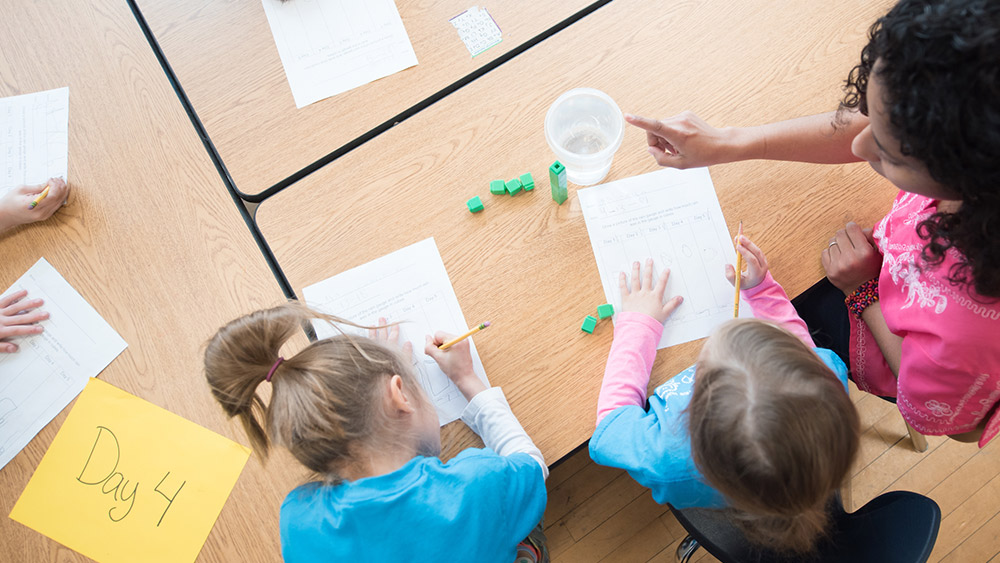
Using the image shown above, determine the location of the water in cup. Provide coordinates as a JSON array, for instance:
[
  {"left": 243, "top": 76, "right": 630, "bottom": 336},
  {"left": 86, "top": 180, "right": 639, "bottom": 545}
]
[
  {"left": 563, "top": 126, "right": 610, "bottom": 154},
  {"left": 545, "top": 88, "right": 624, "bottom": 186}
]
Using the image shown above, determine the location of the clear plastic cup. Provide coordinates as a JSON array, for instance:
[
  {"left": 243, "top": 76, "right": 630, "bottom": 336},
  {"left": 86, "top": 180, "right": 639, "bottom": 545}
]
[{"left": 544, "top": 88, "right": 625, "bottom": 186}]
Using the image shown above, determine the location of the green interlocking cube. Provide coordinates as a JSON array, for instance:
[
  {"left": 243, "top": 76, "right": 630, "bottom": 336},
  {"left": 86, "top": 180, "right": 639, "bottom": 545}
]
[
  {"left": 550, "top": 160, "right": 567, "bottom": 204},
  {"left": 581, "top": 315, "right": 598, "bottom": 334},
  {"left": 490, "top": 180, "right": 506, "bottom": 195},
  {"left": 597, "top": 303, "right": 615, "bottom": 319},
  {"left": 505, "top": 177, "right": 523, "bottom": 195},
  {"left": 519, "top": 172, "right": 535, "bottom": 191},
  {"left": 467, "top": 196, "right": 484, "bottom": 213}
]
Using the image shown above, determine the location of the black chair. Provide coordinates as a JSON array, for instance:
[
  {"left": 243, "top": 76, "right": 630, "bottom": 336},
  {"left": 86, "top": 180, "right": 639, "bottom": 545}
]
[{"left": 670, "top": 491, "right": 941, "bottom": 563}]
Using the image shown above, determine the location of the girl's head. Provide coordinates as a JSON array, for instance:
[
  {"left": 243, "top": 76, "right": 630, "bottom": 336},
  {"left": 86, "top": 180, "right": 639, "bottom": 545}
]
[
  {"left": 688, "top": 319, "right": 860, "bottom": 554},
  {"left": 841, "top": 0, "right": 1000, "bottom": 297},
  {"left": 204, "top": 302, "right": 440, "bottom": 483}
]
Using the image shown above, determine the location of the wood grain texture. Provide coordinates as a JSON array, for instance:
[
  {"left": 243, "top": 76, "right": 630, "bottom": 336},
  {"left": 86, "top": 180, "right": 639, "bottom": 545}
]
[
  {"left": 256, "top": 0, "right": 898, "bottom": 466},
  {"left": 0, "top": 1, "right": 288, "bottom": 561},
  {"left": 135, "top": 0, "right": 599, "bottom": 192}
]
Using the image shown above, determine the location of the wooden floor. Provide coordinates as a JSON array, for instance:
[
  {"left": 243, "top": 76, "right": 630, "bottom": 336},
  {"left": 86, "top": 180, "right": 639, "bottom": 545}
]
[{"left": 544, "top": 385, "right": 1000, "bottom": 562}]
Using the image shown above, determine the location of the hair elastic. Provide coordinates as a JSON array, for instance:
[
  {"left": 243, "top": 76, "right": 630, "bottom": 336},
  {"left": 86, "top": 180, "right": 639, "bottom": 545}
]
[{"left": 266, "top": 357, "right": 284, "bottom": 382}]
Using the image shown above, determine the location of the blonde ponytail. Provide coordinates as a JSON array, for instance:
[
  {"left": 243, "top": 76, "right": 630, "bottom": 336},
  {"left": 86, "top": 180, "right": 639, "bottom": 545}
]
[{"left": 204, "top": 302, "right": 428, "bottom": 482}]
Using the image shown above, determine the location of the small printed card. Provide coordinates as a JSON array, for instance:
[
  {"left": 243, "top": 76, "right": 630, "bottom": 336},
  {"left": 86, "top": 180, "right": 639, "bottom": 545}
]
[{"left": 450, "top": 6, "right": 502, "bottom": 57}]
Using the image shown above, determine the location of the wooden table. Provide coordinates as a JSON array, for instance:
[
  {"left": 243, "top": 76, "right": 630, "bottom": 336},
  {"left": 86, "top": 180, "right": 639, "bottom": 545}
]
[
  {"left": 0, "top": 0, "right": 293, "bottom": 561},
  {"left": 255, "top": 0, "right": 899, "bottom": 465},
  {"left": 134, "top": 0, "right": 604, "bottom": 195},
  {"left": 0, "top": 0, "right": 901, "bottom": 561}
]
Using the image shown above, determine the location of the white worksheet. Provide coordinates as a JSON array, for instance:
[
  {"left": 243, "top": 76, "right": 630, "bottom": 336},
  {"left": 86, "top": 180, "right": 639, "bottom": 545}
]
[
  {"left": 579, "top": 167, "right": 752, "bottom": 349},
  {"left": 0, "top": 87, "right": 69, "bottom": 195},
  {"left": 303, "top": 238, "right": 489, "bottom": 425},
  {"left": 0, "top": 258, "right": 127, "bottom": 470},
  {"left": 262, "top": 0, "right": 418, "bottom": 108}
]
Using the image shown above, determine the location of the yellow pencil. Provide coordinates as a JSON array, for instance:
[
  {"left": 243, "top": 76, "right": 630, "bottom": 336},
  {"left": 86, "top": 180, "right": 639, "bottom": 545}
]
[
  {"left": 733, "top": 221, "right": 743, "bottom": 318},
  {"left": 439, "top": 321, "right": 491, "bottom": 350},
  {"left": 28, "top": 184, "right": 51, "bottom": 210}
]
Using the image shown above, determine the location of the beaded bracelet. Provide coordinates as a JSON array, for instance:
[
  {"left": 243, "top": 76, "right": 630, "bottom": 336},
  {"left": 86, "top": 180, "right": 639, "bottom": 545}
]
[{"left": 845, "top": 278, "right": 880, "bottom": 319}]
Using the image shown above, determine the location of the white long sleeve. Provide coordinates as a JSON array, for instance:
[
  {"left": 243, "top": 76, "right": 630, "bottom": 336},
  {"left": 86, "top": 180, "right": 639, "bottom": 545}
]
[{"left": 460, "top": 387, "right": 548, "bottom": 480}]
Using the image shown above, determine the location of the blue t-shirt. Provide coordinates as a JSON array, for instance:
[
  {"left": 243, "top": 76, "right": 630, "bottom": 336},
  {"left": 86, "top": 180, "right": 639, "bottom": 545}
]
[
  {"left": 280, "top": 448, "right": 545, "bottom": 562},
  {"left": 589, "top": 348, "right": 849, "bottom": 509}
]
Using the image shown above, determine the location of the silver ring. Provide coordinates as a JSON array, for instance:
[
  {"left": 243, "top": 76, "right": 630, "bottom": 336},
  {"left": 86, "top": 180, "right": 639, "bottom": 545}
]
[{"left": 828, "top": 241, "right": 838, "bottom": 248}]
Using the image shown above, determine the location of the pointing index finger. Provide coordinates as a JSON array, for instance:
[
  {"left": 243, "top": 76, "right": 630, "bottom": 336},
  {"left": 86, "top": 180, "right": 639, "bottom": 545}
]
[{"left": 625, "top": 113, "right": 663, "bottom": 133}]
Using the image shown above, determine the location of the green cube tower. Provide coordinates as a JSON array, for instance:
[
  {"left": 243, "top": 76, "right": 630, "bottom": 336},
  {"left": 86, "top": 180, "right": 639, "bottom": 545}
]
[
  {"left": 550, "top": 160, "right": 567, "bottom": 204},
  {"left": 581, "top": 315, "right": 598, "bottom": 334},
  {"left": 489, "top": 180, "right": 506, "bottom": 195}
]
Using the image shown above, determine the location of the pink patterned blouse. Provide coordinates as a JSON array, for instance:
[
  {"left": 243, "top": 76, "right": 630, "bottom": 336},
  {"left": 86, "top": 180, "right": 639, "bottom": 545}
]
[{"left": 850, "top": 191, "right": 1000, "bottom": 447}]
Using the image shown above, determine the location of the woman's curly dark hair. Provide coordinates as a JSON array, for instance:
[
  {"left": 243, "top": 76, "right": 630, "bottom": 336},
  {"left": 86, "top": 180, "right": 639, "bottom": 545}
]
[{"left": 840, "top": 0, "right": 1000, "bottom": 298}]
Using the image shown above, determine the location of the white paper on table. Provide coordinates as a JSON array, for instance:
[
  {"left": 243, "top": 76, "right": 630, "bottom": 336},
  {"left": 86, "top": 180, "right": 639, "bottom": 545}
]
[
  {"left": 579, "top": 168, "right": 753, "bottom": 349},
  {"left": 0, "top": 258, "right": 127, "bottom": 470},
  {"left": 449, "top": 6, "right": 502, "bottom": 57},
  {"left": 303, "top": 238, "right": 488, "bottom": 425},
  {"left": 0, "top": 87, "right": 69, "bottom": 195},
  {"left": 261, "top": 0, "right": 419, "bottom": 108}
]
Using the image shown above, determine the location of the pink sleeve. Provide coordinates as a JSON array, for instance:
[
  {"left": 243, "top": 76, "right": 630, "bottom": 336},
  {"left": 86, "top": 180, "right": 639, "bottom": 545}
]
[
  {"left": 741, "top": 272, "right": 815, "bottom": 347},
  {"left": 595, "top": 311, "right": 664, "bottom": 425}
]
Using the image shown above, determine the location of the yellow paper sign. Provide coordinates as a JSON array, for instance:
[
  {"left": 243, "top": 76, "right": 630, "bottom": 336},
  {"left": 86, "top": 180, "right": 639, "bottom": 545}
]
[{"left": 10, "top": 378, "right": 251, "bottom": 563}]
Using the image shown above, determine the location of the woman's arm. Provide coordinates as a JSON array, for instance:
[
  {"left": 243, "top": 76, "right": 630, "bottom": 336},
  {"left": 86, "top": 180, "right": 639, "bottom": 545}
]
[
  {"left": 859, "top": 302, "right": 902, "bottom": 376},
  {"left": 625, "top": 110, "right": 868, "bottom": 169}
]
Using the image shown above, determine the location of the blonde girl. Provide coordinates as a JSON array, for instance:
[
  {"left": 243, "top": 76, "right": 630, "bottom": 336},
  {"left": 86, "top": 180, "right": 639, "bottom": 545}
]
[
  {"left": 590, "top": 240, "right": 859, "bottom": 554},
  {"left": 204, "top": 303, "right": 548, "bottom": 562}
]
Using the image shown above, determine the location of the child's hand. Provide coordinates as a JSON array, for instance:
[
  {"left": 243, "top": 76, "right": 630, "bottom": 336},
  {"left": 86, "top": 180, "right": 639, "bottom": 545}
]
[
  {"left": 424, "top": 333, "right": 485, "bottom": 401},
  {"left": 0, "top": 178, "right": 70, "bottom": 233},
  {"left": 620, "top": 259, "right": 684, "bottom": 323},
  {"left": 0, "top": 289, "right": 48, "bottom": 353},
  {"left": 625, "top": 112, "right": 741, "bottom": 169},
  {"left": 822, "top": 222, "right": 883, "bottom": 296},
  {"left": 725, "top": 235, "right": 769, "bottom": 290},
  {"left": 368, "top": 317, "right": 413, "bottom": 359}
]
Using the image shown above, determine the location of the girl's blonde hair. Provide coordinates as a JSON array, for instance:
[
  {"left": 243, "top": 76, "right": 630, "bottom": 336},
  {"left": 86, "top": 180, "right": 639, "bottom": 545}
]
[
  {"left": 688, "top": 319, "right": 860, "bottom": 554},
  {"left": 203, "top": 302, "right": 428, "bottom": 483}
]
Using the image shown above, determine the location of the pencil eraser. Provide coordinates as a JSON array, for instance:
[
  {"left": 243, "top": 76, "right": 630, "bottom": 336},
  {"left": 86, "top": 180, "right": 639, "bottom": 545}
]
[
  {"left": 581, "top": 315, "right": 598, "bottom": 334},
  {"left": 597, "top": 304, "right": 614, "bottom": 319}
]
